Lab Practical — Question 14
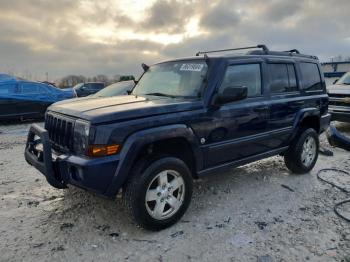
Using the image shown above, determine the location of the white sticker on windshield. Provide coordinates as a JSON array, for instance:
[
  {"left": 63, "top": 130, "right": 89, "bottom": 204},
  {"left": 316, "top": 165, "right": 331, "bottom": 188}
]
[{"left": 179, "top": 63, "right": 204, "bottom": 72}]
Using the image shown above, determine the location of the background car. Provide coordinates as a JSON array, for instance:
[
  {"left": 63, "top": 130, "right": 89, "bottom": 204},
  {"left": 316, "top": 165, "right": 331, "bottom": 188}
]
[
  {"left": 92, "top": 80, "right": 134, "bottom": 97},
  {"left": 0, "top": 74, "right": 76, "bottom": 120},
  {"left": 327, "top": 71, "right": 350, "bottom": 122},
  {"left": 73, "top": 82, "right": 105, "bottom": 97}
]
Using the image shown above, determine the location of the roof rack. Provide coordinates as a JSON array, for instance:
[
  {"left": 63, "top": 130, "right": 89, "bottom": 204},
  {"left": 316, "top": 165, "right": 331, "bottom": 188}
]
[
  {"left": 195, "top": 44, "right": 269, "bottom": 56},
  {"left": 247, "top": 49, "right": 318, "bottom": 60},
  {"left": 284, "top": 49, "right": 300, "bottom": 54}
]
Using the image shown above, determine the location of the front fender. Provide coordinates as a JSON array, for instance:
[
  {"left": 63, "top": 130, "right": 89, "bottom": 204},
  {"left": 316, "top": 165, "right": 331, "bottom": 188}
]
[{"left": 105, "top": 124, "right": 202, "bottom": 197}]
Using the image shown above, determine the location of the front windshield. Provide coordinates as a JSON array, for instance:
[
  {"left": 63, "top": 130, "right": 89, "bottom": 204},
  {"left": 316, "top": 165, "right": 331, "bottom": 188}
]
[
  {"left": 73, "top": 83, "right": 84, "bottom": 89},
  {"left": 337, "top": 72, "right": 350, "bottom": 85},
  {"left": 132, "top": 60, "right": 208, "bottom": 98}
]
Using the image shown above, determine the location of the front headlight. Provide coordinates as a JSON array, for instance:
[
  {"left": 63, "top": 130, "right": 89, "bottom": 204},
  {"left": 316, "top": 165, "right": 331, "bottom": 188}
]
[{"left": 73, "top": 120, "right": 90, "bottom": 155}]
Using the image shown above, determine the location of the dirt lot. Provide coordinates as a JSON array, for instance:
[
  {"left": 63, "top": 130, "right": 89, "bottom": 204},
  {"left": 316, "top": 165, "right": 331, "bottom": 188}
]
[{"left": 0, "top": 121, "right": 349, "bottom": 262}]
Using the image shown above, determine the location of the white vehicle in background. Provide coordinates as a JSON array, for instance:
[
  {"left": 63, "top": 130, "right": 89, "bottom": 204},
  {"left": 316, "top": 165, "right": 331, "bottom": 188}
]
[
  {"left": 93, "top": 80, "right": 135, "bottom": 98},
  {"left": 327, "top": 71, "right": 350, "bottom": 123}
]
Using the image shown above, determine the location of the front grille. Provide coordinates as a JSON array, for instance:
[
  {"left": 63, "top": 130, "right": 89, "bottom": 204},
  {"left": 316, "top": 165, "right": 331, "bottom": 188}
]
[
  {"left": 45, "top": 113, "right": 75, "bottom": 152},
  {"left": 328, "top": 93, "right": 349, "bottom": 98},
  {"left": 329, "top": 96, "right": 350, "bottom": 107}
]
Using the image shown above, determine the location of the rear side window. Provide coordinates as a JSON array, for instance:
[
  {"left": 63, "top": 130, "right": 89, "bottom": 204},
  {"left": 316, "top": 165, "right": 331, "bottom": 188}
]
[
  {"left": 299, "top": 63, "right": 322, "bottom": 91},
  {"left": 219, "top": 64, "right": 262, "bottom": 98},
  {"left": 268, "top": 63, "right": 298, "bottom": 93},
  {"left": 19, "top": 83, "right": 48, "bottom": 94},
  {"left": 86, "top": 83, "right": 104, "bottom": 90},
  {"left": 0, "top": 83, "right": 16, "bottom": 94}
]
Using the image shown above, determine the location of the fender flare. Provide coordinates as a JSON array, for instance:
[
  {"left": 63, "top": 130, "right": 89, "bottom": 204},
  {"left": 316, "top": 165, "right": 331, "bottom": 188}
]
[
  {"left": 105, "top": 124, "right": 202, "bottom": 197},
  {"left": 290, "top": 108, "right": 320, "bottom": 142}
]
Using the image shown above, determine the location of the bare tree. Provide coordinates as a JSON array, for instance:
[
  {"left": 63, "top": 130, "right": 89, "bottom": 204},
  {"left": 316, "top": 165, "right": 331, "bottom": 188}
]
[{"left": 59, "top": 75, "right": 86, "bottom": 88}]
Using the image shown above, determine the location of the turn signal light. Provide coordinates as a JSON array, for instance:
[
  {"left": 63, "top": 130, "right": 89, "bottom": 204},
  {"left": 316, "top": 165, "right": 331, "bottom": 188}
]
[{"left": 86, "top": 144, "right": 121, "bottom": 157}]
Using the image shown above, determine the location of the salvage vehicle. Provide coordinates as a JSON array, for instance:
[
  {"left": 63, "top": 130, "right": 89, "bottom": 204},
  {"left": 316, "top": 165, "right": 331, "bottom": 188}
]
[
  {"left": 327, "top": 71, "right": 350, "bottom": 122},
  {"left": 93, "top": 80, "right": 134, "bottom": 98},
  {"left": 73, "top": 82, "right": 105, "bottom": 97},
  {"left": 25, "top": 45, "right": 330, "bottom": 230},
  {"left": 0, "top": 74, "right": 76, "bottom": 120}
]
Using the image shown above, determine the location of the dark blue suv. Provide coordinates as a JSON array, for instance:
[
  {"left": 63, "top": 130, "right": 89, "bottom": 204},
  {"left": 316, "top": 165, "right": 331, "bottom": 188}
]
[{"left": 25, "top": 45, "right": 330, "bottom": 230}]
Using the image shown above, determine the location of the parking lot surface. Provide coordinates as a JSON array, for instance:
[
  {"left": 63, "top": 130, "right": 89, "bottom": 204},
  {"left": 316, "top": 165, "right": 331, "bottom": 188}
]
[{"left": 1, "top": 121, "right": 349, "bottom": 261}]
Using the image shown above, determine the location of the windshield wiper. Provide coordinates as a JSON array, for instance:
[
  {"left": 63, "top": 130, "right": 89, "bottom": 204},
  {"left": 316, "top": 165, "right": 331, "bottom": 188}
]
[{"left": 145, "top": 92, "right": 177, "bottom": 98}]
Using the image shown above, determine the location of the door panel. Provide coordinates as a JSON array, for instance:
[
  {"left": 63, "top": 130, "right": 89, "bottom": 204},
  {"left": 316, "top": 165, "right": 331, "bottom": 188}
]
[
  {"left": 16, "top": 83, "right": 53, "bottom": 117},
  {"left": 200, "top": 62, "right": 270, "bottom": 168},
  {"left": 0, "top": 83, "right": 19, "bottom": 118},
  {"left": 266, "top": 63, "right": 302, "bottom": 146},
  {"left": 202, "top": 100, "right": 269, "bottom": 167}
]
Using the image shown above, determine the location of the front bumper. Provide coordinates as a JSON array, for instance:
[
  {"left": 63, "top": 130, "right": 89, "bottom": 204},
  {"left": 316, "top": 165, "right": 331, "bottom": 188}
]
[
  {"left": 326, "top": 123, "right": 350, "bottom": 151},
  {"left": 329, "top": 106, "right": 350, "bottom": 123},
  {"left": 24, "top": 124, "right": 119, "bottom": 196}
]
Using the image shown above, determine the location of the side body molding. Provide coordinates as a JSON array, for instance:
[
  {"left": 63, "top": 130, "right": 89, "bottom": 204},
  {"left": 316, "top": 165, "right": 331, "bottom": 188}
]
[{"left": 105, "top": 124, "right": 202, "bottom": 197}]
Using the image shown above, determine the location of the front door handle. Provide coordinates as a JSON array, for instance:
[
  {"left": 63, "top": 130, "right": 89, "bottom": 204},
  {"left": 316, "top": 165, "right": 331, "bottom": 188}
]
[{"left": 254, "top": 106, "right": 268, "bottom": 112}]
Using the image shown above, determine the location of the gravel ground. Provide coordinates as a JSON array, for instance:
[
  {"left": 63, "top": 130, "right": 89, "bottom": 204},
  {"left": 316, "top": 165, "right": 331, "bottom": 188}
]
[{"left": 0, "top": 121, "right": 350, "bottom": 262}]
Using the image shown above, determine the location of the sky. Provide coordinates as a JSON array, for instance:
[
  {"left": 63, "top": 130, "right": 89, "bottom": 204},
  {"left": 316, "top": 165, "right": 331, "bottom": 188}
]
[{"left": 0, "top": 0, "right": 350, "bottom": 81}]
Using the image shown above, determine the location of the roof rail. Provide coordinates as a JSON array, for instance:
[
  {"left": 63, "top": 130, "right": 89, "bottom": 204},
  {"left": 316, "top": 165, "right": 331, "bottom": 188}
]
[{"left": 195, "top": 44, "right": 269, "bottom": 56}]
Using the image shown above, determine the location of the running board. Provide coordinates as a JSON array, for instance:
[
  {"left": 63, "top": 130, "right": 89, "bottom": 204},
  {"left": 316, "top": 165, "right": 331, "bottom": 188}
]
[{"left": 197, "top": 147, "right": 289, "bottom": 177}]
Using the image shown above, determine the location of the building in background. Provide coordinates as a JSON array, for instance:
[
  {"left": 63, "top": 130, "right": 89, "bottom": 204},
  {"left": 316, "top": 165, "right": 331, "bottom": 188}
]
[{"left": 321, "top": 61, "right": 350, "bottom": 86}]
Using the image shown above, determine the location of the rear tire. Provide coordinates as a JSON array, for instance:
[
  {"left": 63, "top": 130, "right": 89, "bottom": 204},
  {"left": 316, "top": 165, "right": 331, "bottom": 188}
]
[
  {"left": 123, "top": 155, "right": 193, "bottom": 231},
  {"left": 284, "top": 128, "right": 319, "bottom": 174}
]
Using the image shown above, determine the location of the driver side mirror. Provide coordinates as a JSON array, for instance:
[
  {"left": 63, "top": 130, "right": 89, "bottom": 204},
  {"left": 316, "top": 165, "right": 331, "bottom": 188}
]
[{"left": 213, "top": 86, "right": 248, "bottom": 105}]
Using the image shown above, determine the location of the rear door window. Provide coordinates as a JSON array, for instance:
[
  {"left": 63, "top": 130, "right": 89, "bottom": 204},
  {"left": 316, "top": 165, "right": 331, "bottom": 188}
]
[
  {"left": 268, "top": 63, "right": 298, "bottom": 93},
  {"left": 85, "top": 83, "right": 104, "bottom": 91},
  {"left": 299, "top": 63, "right": 322, "bottom": 91},
  {"left": 19, "top": 83, "right": 49, "bottom": 94},
  {"left": 0, "top": 83, "right": 17, "bottom": 95}
]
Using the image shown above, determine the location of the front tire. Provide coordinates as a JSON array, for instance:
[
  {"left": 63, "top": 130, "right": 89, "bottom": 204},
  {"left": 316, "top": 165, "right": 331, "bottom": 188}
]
[
  {"left": 284, "top": 128, "right": 319, "bottom": 174},
  {"left": 123, "top": 156, "right": 193, "bottom": 231}
]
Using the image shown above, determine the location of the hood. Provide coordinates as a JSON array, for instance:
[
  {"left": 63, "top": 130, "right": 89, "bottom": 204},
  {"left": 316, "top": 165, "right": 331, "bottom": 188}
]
[
  {"left": 48, "top": 95, "right": 202, "bottom": 124},
  {"left": 327, "top": 84, "right": 350, "bottom": 95}
]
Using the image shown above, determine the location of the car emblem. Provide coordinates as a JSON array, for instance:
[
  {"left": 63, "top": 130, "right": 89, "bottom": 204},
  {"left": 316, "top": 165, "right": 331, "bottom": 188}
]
[{"left": 343, "top": 97, "right": 350, "bottom": 104}]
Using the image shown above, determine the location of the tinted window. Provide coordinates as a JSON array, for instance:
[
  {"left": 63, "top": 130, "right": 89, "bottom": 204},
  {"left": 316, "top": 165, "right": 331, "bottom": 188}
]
[
  {"left": 85, "top": 83, "right": 104, "bottom": 90},
  {"left": 300, "top": 63, "right": 322, "bottom": 91},
  {"left": 268, "top": 63, "right": 298, "bottom": 93},
  {"left": 0, "top": 83, "right": 16, "bottom": 94},
  {"left": 19, "top": 83, "right": 48, "bottom": 94},
  {"left": 219, "top": 64, "right": 261, "bottom": 97}
]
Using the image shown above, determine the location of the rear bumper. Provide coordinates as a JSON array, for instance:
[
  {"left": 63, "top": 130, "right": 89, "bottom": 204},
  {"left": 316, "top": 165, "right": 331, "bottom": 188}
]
[
  {"left": 320, "top": 113, "right": 331, "bottom": 133},
  {"left": 24, "top": 124, "right": 119, "bottom": 196},
  {"left": 329, "top": 106, "right": 350, "bottom": 123}
]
